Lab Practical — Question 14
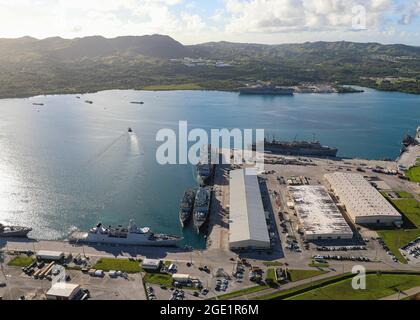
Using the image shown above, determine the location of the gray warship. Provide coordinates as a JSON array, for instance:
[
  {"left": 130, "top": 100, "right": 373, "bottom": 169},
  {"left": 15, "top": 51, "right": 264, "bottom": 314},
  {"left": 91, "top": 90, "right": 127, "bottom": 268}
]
[
  {"left": 254, "top": 138, "right": 338, "bottom": 157},
  {"left": 0, "top": 223, "right": 32, "bottom": 237},
  {"left": 239, "top": 85, "right": 294, "bottom": 96}
]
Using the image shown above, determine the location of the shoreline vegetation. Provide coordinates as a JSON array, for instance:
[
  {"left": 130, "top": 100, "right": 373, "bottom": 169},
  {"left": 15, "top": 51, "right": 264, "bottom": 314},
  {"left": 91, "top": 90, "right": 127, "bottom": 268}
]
[{"left": 0, "top": 83, "right": 370, "bottom": 100}]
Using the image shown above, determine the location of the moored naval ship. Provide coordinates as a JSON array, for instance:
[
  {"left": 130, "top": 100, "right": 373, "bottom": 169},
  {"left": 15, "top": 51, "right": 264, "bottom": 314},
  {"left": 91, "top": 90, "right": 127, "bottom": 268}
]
[
  {"left": 179, "top": 188, "right": 196, "bottom": 227},
  {"left": 253, "top": 138, "right": 338, "bottom": 157},
  {"left": 193, "top": 187, "right": 211, "bottom": 234},
  {"left": 239, "top": 84, "right": 294, "bottom": 96},
  {"left": 0, "top": 223, "right": 32, "bottom": 237},
  {"left": 196, "top": 145, "right": 215, "bottom": 186},
  {"left": 69, "top": 220, "right": 182, "bottom": 247},
  {"left": 416, "top": 126, "right": 420, "bottom": 143}
]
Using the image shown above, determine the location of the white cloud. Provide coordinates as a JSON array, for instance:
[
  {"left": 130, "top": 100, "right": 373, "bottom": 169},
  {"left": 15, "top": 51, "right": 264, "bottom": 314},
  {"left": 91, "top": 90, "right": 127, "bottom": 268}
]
[{"left": 224, "top": 0, "right": 394, "bottom": 33}]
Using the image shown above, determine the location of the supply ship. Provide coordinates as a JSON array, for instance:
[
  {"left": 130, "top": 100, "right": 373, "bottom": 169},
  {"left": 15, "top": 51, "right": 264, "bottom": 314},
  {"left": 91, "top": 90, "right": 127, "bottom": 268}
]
[
  {"left": 196, "top": 145, "right": 215, "bottom": 186},
  {"left": 179, "top": 188, "right": 196, "bottom": 227},
  {"left": 0, "top": 223, "right": 32, "bottom": 237},
  {"left": 239, "top": 84, "right": 294, "bottom": 96},
  {"left": 253, "top": 138, "right": 338, "bottom": 157},
  {"left": 193, "top": 187, "right": 211, "bottom": 234},
  {"left": 69, "top": 220, "right": 182, "bottom": 247}
]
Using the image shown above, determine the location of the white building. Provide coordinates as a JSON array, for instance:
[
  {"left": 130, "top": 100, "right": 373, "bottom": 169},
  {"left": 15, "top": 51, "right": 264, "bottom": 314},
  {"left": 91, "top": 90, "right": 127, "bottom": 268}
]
[
  {"left": 141, "top": 259, "right": 162, "bottom": 271},
  {"left": 288, "top": 185, "right": 353, "bottom": 240},
  {"left": 229, "top": 169, "right": 270, "bottom": 250},
  {"left": 325, "top": 173, "right": 403, "bottom": 227},
  {"left": 36, "top": 250, "right": 65, "bottom": 261},
  {"left": 46, "top": 283, "right": 82, "bottom": 300}
]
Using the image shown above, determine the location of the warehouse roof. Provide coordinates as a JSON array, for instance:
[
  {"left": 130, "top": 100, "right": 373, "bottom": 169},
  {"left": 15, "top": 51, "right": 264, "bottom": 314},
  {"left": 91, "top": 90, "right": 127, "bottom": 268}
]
[
  {"left": 229, "top": 168, "right": 270, "bottom": 248},
  {"left": 325, "top": 172, "right": 402, "bottom": 218},
  {"left": 46, "top": 282, "right": 80, "bottom": 298},
  {"left": 288, "top": 185, "right": 353, "bottom": 237}
]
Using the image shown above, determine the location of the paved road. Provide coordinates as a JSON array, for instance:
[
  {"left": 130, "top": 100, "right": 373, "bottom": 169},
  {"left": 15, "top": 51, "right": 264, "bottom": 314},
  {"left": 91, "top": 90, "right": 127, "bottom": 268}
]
[{"left": 380, "top": 286, "right": 420, "bottom": 300}]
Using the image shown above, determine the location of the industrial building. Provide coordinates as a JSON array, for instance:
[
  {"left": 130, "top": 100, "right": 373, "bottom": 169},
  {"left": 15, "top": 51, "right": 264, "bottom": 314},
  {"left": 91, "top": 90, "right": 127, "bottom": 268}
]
[
  {"left": 46, "top": 282, "right": 82, "bottom": 300},
  {"left": 288, "top": 185, "right": 353, "bottom": 240},
  {"left": 325, "top": 173, "right": 403, "bottom": 227},
  {"left": 229, "top": 168, "right": 270, "bottom": 250}
]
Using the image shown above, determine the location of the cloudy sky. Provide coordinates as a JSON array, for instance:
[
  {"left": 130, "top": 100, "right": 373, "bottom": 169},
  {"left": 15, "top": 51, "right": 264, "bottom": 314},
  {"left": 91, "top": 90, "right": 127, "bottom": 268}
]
[{"left": 1, "top": 0, "right": 420, "bottom": 45}]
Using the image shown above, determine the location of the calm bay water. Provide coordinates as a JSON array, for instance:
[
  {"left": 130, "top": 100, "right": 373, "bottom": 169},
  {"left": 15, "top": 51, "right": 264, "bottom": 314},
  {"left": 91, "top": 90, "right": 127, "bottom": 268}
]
[{"left": 0, "top": 88, "right": 419, "bottom": 248}]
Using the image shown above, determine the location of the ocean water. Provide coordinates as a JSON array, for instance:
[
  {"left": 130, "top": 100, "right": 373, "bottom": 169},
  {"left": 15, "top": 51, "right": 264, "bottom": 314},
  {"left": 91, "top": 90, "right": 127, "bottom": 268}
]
[{"left": 0, "top": 88, "right": 419, "bottom": 247}]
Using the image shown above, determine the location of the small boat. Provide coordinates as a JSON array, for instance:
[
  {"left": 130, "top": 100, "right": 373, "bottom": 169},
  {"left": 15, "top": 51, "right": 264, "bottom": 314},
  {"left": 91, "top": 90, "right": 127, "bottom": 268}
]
[
  {"left": 128, "top": 128, "right": 133, "bottom": 133},
  {"left": 130, "top": 101, "right": 144, "bottom": 105},
  {"left": 32, "top": 103, "right": 44, "bottom": 106},
  {"left": 85, "top": 100, "right": 93, "bottom": 104}
]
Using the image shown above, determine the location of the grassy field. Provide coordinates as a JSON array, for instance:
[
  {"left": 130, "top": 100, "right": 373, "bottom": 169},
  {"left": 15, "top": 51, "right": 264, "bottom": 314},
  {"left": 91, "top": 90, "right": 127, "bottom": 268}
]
[
  {"left": 143, "top": 273, "right": 173, "bottom": 286},
  {"left": 263, "top": 261, "right": 283, "bottom": 267},
  {"left": 266, "top": 268, "right": 277, "bottom": 282},
  {"left": 308, "top": 261, "right": 329, "bottom": 268},
  {"left": 288, "top": 273, "right": 420, "bottom": 300},
  {"left": 142, "top": 83, "right": 203, "bottom": 91},
  {"left": 378, "top": 196, "right": 420, "bottom": 263},
  {"left": 396, "top": 191, "right": 414, "bottom": 199},
  {"left": 7, "top": 256, "right": 35, "bottom": 267},
  {"left": 93, "top": 258, "right": 141, "bottom": 273},
  {"left": 288, "top": 269, "right": 328, "bottom": 282},
  {"left": 210, "top": 285, "right": 270, "bottom": 300},
  {"left": 406, "top": 166, "right": 420, "bottom": 183}
]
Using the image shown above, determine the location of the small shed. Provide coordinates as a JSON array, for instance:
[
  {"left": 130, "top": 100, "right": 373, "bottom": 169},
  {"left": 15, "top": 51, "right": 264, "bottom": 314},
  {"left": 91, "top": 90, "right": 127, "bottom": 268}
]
[
  {"left": 141, "top": 259, "right": 162, "bottom": 271},
  {"left": 172, "top": 273, "right": 191, "bottom": 284}
]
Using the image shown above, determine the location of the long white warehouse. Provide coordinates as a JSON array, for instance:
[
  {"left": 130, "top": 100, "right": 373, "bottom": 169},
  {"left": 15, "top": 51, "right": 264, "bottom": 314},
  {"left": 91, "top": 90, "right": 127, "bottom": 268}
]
[
  {"left": 229, "top": 168, "right": 270, "bottom": 250},
  {"left": 325, "top": 172, "right": 403, "bottom": 227},
  {"left": 288, "top": 185, "right": 353, "bottom": 240}
]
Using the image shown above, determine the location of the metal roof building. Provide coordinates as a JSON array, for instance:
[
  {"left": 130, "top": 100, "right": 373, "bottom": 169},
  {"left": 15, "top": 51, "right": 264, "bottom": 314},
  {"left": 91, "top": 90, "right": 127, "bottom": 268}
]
[
  {"left": 325, "top": 172, "right": 403, "bottom": 227},
  {"left": 229, "top": 168, "right": 270, "bottom": 250},
  {"left": 46, "top": 283, "right": 82, "bottom": 300},
  {"left": 288, "top": 185, "right": 353, "bottom": 240}
]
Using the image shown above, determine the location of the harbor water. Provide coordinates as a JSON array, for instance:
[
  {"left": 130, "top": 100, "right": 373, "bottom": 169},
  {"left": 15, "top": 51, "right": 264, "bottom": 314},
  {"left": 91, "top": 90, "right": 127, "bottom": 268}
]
[{"left": 0, "top": 88, "right": 420, "bottom": 248}]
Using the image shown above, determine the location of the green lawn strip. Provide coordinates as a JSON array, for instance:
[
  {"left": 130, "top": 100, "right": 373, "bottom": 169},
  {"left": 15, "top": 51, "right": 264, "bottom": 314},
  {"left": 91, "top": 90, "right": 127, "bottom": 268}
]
[
  {"left": 377, "top": 197, "right": 420, "bottom": 264},
  {"left": 7, "top": 256, "right": 35, "bottom": 267},
  {"left": 263, "top": 261, "right": 283, "bottom": 267},
  {"left": 257, "top": 273, "right": 353, "bottom": 300},
  {"left": 257, "top": 271, "right": 420, "bottom": 300},
  {"left": 396, "top": 192, "right": 414, "bottom": 199},
  {"left": 309, "top": 262, "right": 329, "bottom": 268},
  {"left": 142, "top": 83, "right": 203, "bottom": 91},
  {"left": 209, "top": 285, "right": 270, "bottom": 300},
  {"left": 93, "top": 258, "right": 142, "bottom": 273},
  {"left": 406, "top": 166, "right": 420, "bottom": 183},
  {"left": 289, "top": 273, "right": 420, "bottom": 300},
  {"left": 143, "top": 272, "right": 173, "bottom": 286},
  {"left": 266, "top": 268, "right": 277, "bottom": 282},
  {"left": 378, "top": 229, "right": 420, "bottom": 264},
  {"left": 287, "top": 269, "right": 328, "bottom": 282}
]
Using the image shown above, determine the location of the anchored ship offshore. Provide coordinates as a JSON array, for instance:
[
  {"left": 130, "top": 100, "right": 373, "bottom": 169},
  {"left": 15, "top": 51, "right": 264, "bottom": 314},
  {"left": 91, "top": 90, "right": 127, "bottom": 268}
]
[
  {"left": 254, "top": 138, "right": 338, "bottom": 157},
  {"left": 69, "top": 220, "right": 182, "bottom": 247},
  {"left": 239, "top": 85, "right": 294, "bottom": 96}
]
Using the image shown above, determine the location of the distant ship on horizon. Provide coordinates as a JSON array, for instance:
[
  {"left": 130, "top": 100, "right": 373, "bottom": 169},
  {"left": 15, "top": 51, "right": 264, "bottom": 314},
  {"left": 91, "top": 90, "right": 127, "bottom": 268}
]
[{"left": 239, "top": 84, "right": 294, "bottom": 96}]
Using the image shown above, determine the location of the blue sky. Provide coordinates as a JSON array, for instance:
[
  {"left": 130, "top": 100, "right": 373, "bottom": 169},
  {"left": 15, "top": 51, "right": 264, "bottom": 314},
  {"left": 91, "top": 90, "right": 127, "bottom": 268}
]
[{"left": 0, "top": 0, "right": 419, "bottom": 45}]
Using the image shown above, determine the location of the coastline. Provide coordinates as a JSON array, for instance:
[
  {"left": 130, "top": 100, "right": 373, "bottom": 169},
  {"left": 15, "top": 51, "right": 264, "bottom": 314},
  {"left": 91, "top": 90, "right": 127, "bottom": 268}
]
[{"left": 1, "top": 84, "right": 419, "bottom": 101}]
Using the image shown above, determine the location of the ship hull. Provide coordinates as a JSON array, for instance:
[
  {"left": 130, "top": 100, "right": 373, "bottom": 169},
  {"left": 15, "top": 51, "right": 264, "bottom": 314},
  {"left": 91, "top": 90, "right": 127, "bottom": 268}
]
[
  {"left": 265, "top": 147, "right": 338, "bottom": 157},
  {"left": 0, "top": 230, "right": 31, "bottom": 237},
  {"left": 69, "top": 232, "right": 181, "bottom": 247},
  {"left": 239, "top": 88, "right": 294, "bottom": 96}
]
